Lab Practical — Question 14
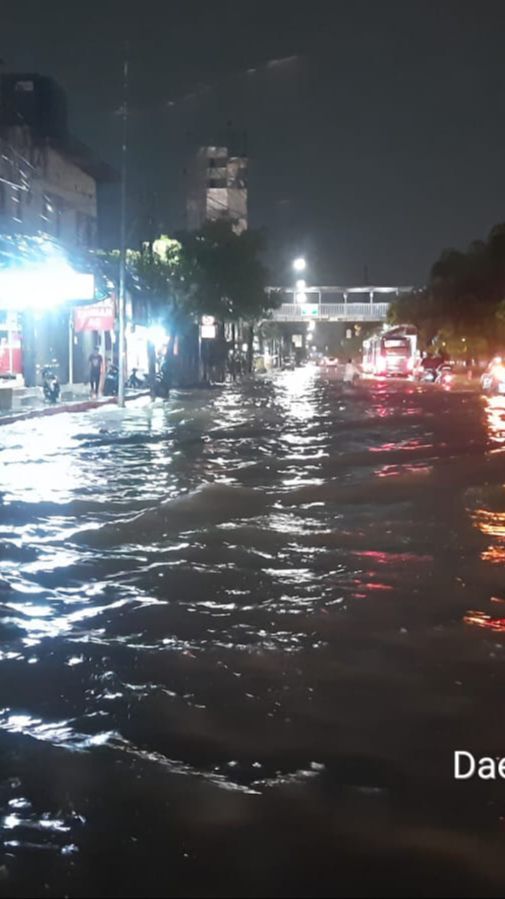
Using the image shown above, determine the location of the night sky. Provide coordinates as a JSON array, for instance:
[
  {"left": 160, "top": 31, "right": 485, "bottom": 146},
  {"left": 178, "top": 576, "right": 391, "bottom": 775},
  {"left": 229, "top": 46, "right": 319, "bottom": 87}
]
[{"left": 2, "top": 0, "right": 505, "bottom": 285}]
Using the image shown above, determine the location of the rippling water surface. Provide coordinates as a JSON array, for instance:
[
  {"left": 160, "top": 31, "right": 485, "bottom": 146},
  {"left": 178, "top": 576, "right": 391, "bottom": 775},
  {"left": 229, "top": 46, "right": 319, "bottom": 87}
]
[{"left": 2, "top": 368, "right": 505, "bottom": 897}]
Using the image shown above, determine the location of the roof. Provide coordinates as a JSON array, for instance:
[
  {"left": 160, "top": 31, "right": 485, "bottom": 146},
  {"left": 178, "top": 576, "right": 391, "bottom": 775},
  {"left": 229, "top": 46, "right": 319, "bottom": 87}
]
[{"left": 55, "top": 134, "right": 118, "bottom": 184}]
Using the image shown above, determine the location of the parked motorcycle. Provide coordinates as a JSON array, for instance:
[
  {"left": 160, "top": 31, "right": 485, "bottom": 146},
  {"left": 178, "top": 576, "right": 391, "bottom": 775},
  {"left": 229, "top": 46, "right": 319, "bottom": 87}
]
[
  {"left": 126, "top": 368, "right": 147, "bottom": 390},
  {"left": 103, "top": 364, "right": 119, "bottom": 397},
  {"left": 41, "top": 367, "right": 60, "bottom": 404},
  {"left": 154, "top": 370, "right": 170, "bottom": 399}
]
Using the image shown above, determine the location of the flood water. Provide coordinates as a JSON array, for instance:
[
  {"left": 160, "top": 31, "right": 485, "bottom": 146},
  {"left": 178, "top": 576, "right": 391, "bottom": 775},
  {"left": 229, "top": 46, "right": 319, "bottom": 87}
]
[{"left": 1, "top": 368, "right": 505, "bottom": 897}]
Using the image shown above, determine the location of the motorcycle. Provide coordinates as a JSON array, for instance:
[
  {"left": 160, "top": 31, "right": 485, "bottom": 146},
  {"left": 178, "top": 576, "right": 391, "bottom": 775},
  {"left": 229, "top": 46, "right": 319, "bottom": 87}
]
[
  {"left": 154, "top": 370, "right": 170, "bottom": 399},
  {"left": 42, "top": 367, "right": 60, "bottom": 404},
  {"left": 435, "top": 363, "right": 455, "bottom": 386},
  {"left": 126, "top": 368, "right": 147, "bottom": 390},
  {"left": 103, "top": 364, "right": 119, "bottom": 397}
]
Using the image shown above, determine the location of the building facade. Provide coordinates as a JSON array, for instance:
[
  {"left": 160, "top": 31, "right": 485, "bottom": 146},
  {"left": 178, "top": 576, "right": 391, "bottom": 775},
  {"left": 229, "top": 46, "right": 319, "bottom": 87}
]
[
  {"left": 0, "top": 129, "right": 98, "bottom": 249},
  {"left": 187, "top": 146, "right": 248, "bottom": 234},
  {"left": 0, "top": 73, "right": 115, "bottom": 385}
]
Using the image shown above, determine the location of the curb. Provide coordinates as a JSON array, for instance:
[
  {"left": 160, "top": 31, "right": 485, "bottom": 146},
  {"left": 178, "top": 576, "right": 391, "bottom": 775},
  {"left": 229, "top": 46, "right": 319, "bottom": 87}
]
[{"left": 0, "top": 391, "right": 151, "bottom": 427}]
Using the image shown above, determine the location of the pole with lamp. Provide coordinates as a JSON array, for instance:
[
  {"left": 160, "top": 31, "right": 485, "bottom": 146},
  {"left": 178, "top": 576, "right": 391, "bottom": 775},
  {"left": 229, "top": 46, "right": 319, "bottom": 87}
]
[
  {"left": 293, "top": 257, "right": 306, "bottom": 303},
  {"left": 117, "top": 46, "right": 129, "bottom": 409},
  {"left": 292, "top": 257, "right": 307, "bottom": 366}
]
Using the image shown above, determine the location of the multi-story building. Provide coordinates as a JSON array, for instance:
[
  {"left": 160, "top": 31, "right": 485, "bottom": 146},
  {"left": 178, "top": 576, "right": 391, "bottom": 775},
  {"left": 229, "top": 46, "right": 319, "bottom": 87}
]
[
  {"left": 0, "top": 74, "right": 112, "bottom": 250},
  {"left": 0, "top": 73, "right": 115, "bottom": 385},
  {"left": 187, "top": 146, "right": 248, "bottom": 234}
]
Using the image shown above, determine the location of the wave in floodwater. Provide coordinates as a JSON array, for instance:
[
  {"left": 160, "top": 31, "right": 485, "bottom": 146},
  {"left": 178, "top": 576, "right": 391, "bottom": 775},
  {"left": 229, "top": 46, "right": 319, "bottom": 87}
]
[{"left": 1, "top": 369, "right": 505, "bottom": 898}]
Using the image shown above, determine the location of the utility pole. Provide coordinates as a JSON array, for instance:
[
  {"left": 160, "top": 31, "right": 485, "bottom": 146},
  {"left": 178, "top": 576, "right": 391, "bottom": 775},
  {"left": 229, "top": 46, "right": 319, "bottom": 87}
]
[{"left": 118, "top": 45, "right": 129, "bottom": 408}]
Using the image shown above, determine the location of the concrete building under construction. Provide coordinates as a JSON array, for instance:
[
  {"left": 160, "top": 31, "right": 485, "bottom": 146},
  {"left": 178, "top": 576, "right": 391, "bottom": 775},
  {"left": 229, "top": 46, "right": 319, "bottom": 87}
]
[{"left": 187, "top": 146, "right": 248, "bottom": 234}]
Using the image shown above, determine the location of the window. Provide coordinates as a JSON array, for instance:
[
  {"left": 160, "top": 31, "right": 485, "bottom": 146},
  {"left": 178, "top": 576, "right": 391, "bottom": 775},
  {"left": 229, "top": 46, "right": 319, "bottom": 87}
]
[
  {"left": 76, "top": 212, "right": 96, "bottom": 247},
  {"left": 43, "top": 195, "right": 61, "bottom": 237},
  {"left": 15, "top": 80, "right": 34, "bottom": 93},
  {"left": 12, "top": 189, "right": 23, "bottom": 224},
  {"left": 85, "top": 216, "right": 95, "bottom": 247}
]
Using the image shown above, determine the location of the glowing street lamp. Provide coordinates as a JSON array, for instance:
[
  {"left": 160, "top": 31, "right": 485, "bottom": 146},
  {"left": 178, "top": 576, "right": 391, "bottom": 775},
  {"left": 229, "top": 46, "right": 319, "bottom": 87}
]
[{"left": 293, "top": 258, "right": 307, "bottom": 304}]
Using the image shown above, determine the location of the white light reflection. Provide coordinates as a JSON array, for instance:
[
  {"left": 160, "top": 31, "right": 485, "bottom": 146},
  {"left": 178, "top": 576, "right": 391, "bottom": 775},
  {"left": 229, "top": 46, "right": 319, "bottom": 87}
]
[
  {"left": 3, "top": 594, "right": 141, "bottom": 649},
  {"left": 0, "top": 419, "right": 79, "bottom": 504},
  {"left": 484, "top": 395, "right": 505, "bottom": 448},
  {"left": 274, "top": 367, "right": 318, "bottom": 424},
  {"left": 0, "top": 709, "right": 119, "bottom": 751}
]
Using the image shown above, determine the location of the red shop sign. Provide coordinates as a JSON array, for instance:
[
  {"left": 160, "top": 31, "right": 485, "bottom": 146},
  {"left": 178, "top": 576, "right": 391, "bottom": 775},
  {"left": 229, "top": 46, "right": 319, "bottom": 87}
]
[{"left": 74, "top": 300, "right": 115, "bottom": 333}]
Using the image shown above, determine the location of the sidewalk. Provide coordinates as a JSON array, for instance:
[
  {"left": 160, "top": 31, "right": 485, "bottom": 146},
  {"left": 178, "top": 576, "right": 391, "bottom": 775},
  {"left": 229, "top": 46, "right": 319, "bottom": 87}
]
[{"left": 0, "top": 383, "right": 150, "bottom": 427}]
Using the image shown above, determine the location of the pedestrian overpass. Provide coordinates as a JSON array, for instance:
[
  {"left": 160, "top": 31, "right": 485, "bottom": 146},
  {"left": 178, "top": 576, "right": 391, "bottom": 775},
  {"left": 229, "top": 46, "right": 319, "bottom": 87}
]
[{"left": 268, "top": 286, "right": 412, "bottom": 323}]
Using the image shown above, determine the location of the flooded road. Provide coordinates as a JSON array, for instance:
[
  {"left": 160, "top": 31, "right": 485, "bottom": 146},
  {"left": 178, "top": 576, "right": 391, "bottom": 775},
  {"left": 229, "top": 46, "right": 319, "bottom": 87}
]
[{"left": 1, "top": 368, "right": 505, "bottom": 897}]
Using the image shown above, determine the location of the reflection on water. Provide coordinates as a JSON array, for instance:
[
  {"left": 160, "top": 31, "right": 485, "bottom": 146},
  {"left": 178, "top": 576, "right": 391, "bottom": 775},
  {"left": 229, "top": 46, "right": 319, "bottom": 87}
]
[
  {"left": 1, "top": 374, "right": 505, "bottom": 896},
  {"left": 484, "top": 394, "right": 505, "bottom": 447}
]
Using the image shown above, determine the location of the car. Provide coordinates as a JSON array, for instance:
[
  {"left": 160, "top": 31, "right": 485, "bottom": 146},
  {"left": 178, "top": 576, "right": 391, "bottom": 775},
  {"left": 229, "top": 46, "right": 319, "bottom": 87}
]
[
  {"left": 481, "top": 357, "right": 505, "bottom": 395},
  {"left": 322, "top": 355, "right": 339, "bottom": 368}
]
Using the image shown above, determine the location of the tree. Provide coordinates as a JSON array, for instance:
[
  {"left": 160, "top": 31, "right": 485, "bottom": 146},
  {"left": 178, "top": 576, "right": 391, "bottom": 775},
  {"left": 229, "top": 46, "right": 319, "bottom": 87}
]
[
  {"left": 98, "top": 222, "right": 278, "bottom": 384},
  {"left": 388, "top": 222, "right": 505, "bottom": 356},
  {"left": 178, "top": 221, "right": 271, "bottom": 321},
  {"left": 177, "top": 221, "right": 278, "bottom": 373}
]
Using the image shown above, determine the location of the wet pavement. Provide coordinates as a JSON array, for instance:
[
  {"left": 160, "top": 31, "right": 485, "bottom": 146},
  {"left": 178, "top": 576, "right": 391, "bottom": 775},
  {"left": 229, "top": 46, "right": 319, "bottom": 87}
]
[{"left": 1, "top": 368, "right": 505, "bottom": 897}]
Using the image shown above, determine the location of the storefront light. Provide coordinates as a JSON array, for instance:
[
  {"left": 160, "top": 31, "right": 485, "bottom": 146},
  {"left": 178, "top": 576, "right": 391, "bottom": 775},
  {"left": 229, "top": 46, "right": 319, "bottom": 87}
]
[
  {"left": 0, "top": 265, "right": 95, "bottom": 310},
  {"left": 147, "top": 325, "right": 169, "bottom": 349}
]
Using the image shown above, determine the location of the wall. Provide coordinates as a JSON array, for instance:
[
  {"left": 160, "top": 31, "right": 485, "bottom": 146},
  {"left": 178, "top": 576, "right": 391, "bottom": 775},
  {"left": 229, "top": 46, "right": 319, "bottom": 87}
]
[
  {"left": 0, "top": 128, "right": 100, "bottom": 382},
  {"left": 187, "top": 146, "right": 248, "bottom": 233},
  {"left": 0, "top": 127, "right": 97, "bottom": 248}
]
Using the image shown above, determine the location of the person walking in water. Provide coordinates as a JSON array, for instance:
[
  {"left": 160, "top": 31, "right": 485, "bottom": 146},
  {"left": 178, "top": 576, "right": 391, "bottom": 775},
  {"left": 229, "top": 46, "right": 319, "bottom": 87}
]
[
  {"left": 89, "top": 347, "right": 103, "bottom": 397},
  {"left": 343, "top": 357, "right": 359, "bottom": 386}
]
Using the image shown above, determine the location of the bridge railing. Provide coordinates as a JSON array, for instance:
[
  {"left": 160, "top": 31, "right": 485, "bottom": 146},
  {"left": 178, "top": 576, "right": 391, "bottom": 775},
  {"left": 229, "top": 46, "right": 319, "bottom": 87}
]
[{"left": 271, "top": 302, "right": 390, "bottom": 322}]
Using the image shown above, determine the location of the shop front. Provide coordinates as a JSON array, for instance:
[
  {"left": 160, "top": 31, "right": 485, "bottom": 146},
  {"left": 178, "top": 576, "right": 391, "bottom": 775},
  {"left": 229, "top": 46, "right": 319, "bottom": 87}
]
[
  {"left": 72, "top": 297, "right": 116, "bottom": 386},
  {"left": 0, "top": 310, "right": 22, "bottom": 378}
]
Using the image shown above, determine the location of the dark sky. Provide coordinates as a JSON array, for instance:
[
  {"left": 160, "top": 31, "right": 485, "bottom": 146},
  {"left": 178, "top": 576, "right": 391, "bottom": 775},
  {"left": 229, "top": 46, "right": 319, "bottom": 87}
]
[{"left": 3, "top": 0, "right": 505, "bottom": 285}]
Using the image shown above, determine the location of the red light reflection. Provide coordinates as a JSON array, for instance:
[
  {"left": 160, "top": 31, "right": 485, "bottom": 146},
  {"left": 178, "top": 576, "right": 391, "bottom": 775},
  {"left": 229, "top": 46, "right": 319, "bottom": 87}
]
[{"left": 464, "top": 611, "right": 505, "bottom": 632}]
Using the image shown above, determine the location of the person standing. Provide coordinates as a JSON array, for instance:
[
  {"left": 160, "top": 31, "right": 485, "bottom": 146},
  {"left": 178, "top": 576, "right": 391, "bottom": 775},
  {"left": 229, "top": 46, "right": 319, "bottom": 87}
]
[
  {"left": 89, "top": 347, "right": 103, "bottom": 397},
  {"left": 343, "top": 358, "right": 359, "bottom": 385}
]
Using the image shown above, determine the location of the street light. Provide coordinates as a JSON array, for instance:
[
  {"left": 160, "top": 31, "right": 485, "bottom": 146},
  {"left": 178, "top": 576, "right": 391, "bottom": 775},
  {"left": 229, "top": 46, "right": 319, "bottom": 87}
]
[{"left": 293, "top": 258, "right": 307, "bottom": 304}]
